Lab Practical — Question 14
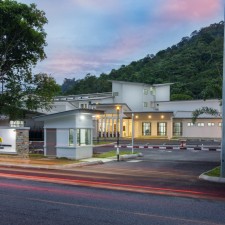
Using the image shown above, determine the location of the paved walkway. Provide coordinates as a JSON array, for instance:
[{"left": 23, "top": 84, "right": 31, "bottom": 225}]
[{"left": 0, "top": 155, "right": 114, "bottom": 169}]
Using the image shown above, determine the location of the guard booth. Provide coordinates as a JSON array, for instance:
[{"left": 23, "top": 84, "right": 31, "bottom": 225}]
[{"left": 34, "top": 109, "right": 104, "bottom": 159}]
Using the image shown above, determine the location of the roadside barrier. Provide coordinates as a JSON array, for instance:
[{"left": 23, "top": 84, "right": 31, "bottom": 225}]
[{"left": 114, "top": 145, "right": 221, "bottom": 151}]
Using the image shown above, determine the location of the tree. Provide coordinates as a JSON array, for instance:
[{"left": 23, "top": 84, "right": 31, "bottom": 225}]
[
  {"left": 192, "top": 107, "right": 220, "bottom": 124},
  {"left": 0, "top": 0, "right": 60, "bottom": 119}
]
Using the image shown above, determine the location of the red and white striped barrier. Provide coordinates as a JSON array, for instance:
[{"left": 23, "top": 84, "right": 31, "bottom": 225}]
[{"left": 114, "top": 145, "right": 221, "bottom": 151}]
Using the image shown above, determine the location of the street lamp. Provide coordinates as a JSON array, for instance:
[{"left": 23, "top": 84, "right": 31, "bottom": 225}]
[
  {"left": 116, "top": 106, "right": 120, "bottom": 161},
  {"left": 221, "top": 5, "right": 225, "bottom": 177},
  {"left": 96, "top": 115, "right": 100, "bottom": 143},
  {"left": 132, "top": 113, "right": 134, "bottom": 154}
]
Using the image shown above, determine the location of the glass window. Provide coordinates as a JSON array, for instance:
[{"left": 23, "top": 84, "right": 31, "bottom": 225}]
[
  {"left": 157, "top": 122, "right": 167, "bottom": 136},
  {"left": 142, "top": 122, "right": 151, "bottom": 136},
  {"left": 197, "top": 123, "right": 204, "bottom": 127},
  {"left": 80, "top": 103, "right": 88, "bottom": 109},
  {"left": 69, "top": 129, "right": 74, "bottom": 146},
  {"left": 219, "top": 123, "right": 222, "bottom": 127},
  {"left": 77, "top": 129, "right": 91, "bottom": 146},
  {"left": 173, "top": 122, "right": 182, "bottom": 136},
  {"left": 187, "top": 122, "right": 194, "bottom": 127},
  {"left": 208, "top": 122, "right": 215, "bottom": 127},
  {"left": 143, "top": 89, "right": 148, "bottom": 95},
  {"left": 143, "top": 102, "right": 148, "bottom": 107}
]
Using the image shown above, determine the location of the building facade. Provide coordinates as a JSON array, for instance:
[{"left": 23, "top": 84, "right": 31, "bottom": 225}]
[
  {"left": 50, "top": 80, "right": 222, "bottom": 140},
  {"left": 0, "top": 80, "right": 222, "bottom": 140}
]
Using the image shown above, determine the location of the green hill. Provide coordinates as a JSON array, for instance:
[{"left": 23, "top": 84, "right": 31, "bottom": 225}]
[{"left": 62, "top": 21, "right": 224, "bottom": 100}]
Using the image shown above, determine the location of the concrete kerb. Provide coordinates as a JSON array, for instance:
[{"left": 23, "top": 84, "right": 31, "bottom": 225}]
[
  {"left": 199, "top": 173, "right": 225, "bottom": 183},
  {"left": 119, "top": 153, "right": 143, "bottom": 161}
]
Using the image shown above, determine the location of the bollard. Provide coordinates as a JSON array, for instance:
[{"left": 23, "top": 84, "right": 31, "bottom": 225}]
[{"left": 117, "top": 147, "right": 120, "bottom": 161}]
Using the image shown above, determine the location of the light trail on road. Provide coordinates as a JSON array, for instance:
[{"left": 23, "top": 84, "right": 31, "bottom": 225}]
[{"left": 0, "top": 171, "right": 224, "bottom": 201}]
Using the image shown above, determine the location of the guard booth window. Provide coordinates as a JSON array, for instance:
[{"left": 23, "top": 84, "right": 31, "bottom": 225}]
[{"left": 77, "top": 129, "right": 91, "bottom": 146}]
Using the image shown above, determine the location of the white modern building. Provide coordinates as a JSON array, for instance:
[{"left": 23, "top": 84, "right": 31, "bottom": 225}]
[
  {"left": 0, "top": 80, "right": 222, "bottom": 141},
  {"left": 49, "top": 80, "right": 222, "bottom": 140}
]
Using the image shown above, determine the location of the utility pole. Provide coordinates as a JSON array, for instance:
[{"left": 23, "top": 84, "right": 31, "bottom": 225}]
[{"left": 221, "top": 6, "right": 225, "bottom": 177}]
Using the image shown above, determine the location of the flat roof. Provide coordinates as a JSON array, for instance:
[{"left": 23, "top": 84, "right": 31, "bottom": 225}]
[
  {"left": 109, "top": 80, "right": 173, "bottom": 87},
  {"left": 34, "top": 109, "right": 104, "bottom": 121}
]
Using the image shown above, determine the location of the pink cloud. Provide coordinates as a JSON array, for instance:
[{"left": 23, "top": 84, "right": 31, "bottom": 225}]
[{"left": 160, "top": 0, "right": 222, "bottom": 21}]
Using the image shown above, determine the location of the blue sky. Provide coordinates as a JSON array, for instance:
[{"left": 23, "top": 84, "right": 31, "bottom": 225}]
[{"left": 18, "top": 0, "right": 223, "bottom": 84}]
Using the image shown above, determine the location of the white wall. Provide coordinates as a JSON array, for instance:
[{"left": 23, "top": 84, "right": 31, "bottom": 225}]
[
  {"left": 158, "top": 99, "right": 221, "bottom": 112},
  {"left": 76, "top": 113, "right": 93, "bottom": 128},
  {"left": 155, "top": 86, "right": 170, "bottom": 101},
  {"left": 112, "top": 81, "right": 171, "bottom": 111},
  {"left": 182, "top": 119, "right": 221, "bottom": 138},
  {"left": 44, "top": 115, "right": 76, "bottom": 129}
]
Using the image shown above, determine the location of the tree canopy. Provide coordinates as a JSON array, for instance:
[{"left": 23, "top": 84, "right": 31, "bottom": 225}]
[{"left": 0, "top": 0, "right": 60, "bottom": 119}]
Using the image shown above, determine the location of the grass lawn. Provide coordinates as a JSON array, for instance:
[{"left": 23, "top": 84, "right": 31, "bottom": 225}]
[
  {"left": 94, "top": 150, "right": 137, "bottom": 158},
  {"left": 93, "top": 141, "right": 111, "bottom": 146},
  {"left": 205, "top": 167, "right": 220, "bottom": 177}
]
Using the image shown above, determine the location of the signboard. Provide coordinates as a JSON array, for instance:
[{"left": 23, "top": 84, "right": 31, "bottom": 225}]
[{"left": 0, "top": 128, "right": 16, "bottom": 152}]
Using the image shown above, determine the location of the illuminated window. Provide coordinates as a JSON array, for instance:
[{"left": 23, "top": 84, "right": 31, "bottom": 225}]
[
  {"left": 173, "top": 122, "right": 182, "bottom": 136},
  {"left": 77, "top": 129, "right": 91, "bottom": 146},
  {"left": 197, "top": 123, "right": 204, "bottom": 127},
  {"left": 208, "top": 122, "right": 215, "bottom": 127},
  {"left": 157, "top": 122, "right": 167, "bottom": 136},
  {"left": 219, "top": 123, "right": 222, "bottom": 127},
  {"left": 69, "top": 129, "right": 74, "bottom": 146},
  {"left": 10, "top": 121, "right": 24, "bottom": 127},
  {"left": 187, "top": 122, "right": 194, "bottom": 127},
  {"left": 142, "top": 122, "right": 151, "bottom": 136}
]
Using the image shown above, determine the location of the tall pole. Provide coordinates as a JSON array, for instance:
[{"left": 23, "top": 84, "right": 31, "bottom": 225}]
[
  {"left": 116, "top": 106, "right": 120, "bottom": 161},
  {"left": 132, "top": 113, "right": 134, "bottom": 154},
  {"left": 221, "top": 7, "right": 225, "bottom": 177}
]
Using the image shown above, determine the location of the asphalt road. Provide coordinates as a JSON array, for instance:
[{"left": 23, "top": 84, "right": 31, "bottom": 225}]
[
  {"left": 0, "top": 178, "right": 225, "bottom": 225},
  {"left": 0, "top": 149, "right": 224, "bottom": 200}
]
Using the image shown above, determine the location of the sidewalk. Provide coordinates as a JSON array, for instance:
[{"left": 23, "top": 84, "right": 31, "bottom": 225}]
[
  {"left": 0, "top": 154, "right": 224, "bottom": 184},
  {"left": 0, "top": 155, "right": 112, "bottom": 169}
]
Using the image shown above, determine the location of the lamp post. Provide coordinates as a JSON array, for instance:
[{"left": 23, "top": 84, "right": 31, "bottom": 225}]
[
  {"left": 132, "top": 113, "right": 134, "bottom": 154},
  {"left": 116, "top": 106, "right": 120, "bottom": 161},
  {"left": 221, "top": 5, "right": 225, "bottom": 177},
  {"left": 96, "top": 115, "right": 100, "bottom": 144}
]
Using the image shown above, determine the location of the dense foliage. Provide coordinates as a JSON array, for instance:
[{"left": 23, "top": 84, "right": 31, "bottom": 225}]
[
  {"left": 61, "top": 22, "right": 224, "bottom": 100},
  {"left": 0, "top": 0, "right": 60, "bottom": 119}
]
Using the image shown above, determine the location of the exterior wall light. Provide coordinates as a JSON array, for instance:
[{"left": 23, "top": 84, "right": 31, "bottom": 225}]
[{"left": 161, "top": 115, "right": 164, "bottom": 119}]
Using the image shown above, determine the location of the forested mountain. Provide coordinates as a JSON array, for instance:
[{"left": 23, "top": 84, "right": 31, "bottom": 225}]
[{"left": 61, "top": 22, "right": 224, "bottom": 100}]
